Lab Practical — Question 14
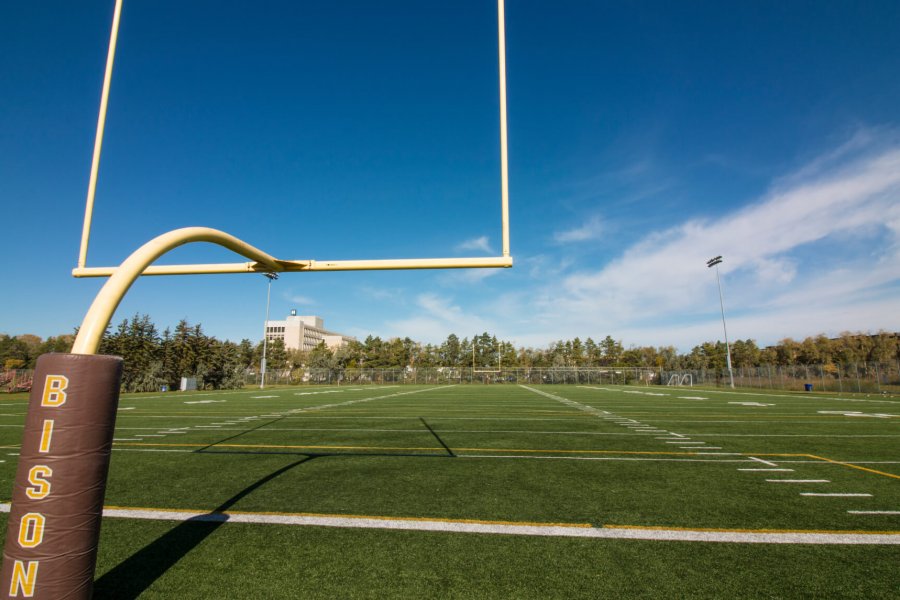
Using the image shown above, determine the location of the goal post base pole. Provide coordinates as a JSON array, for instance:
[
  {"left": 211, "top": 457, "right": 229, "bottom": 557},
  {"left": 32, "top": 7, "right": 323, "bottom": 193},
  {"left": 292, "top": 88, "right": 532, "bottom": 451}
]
[{"left": 0, "top": 353, "right": 122, "bottom": 600}]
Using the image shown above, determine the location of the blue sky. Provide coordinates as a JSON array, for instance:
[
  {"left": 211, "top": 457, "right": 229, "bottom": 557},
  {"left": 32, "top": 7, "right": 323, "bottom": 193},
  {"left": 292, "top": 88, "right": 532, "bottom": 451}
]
[{"left": 2, "top": 0, "right": 900, "bottom": 352}]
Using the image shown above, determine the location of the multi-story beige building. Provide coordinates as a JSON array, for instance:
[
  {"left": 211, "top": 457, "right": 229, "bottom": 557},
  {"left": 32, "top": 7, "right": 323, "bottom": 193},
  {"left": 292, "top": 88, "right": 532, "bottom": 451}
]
[{"left": 265, "top": 310, "right": 355, "bottom": 351}]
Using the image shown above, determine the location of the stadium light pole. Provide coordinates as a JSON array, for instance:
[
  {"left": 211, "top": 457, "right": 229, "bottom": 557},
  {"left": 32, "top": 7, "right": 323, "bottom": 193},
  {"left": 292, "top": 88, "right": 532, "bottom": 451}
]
[
  {"left": 706, "top": 256, "right": 735, "bottom": 389},
  {"left": 260, "top": 272, "right": 278, "bottom": 389}
]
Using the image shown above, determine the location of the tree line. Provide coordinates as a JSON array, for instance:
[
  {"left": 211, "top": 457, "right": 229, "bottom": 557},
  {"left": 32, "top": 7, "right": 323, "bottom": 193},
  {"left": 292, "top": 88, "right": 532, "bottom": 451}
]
[
  {"left": 310, "top": 331, "right": 899, "bottom": 372},
  {"left": 2, "top": 315, "right": 898, "bottom": 392},
  {"left": 1, "top": 316, "right": 277, "bottom": 393}
]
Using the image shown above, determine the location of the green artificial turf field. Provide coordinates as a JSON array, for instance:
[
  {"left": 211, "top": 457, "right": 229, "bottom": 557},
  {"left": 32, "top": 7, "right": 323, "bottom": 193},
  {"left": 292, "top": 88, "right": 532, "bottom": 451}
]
[{"left": 0, "top": 383, "right": 897, "bottom": 598}]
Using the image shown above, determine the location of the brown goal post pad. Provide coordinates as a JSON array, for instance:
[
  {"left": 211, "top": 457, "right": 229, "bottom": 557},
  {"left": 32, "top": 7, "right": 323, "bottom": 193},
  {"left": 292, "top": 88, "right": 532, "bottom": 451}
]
[{"left": 1, "top": 353, "right": 123, "bottom": 600}]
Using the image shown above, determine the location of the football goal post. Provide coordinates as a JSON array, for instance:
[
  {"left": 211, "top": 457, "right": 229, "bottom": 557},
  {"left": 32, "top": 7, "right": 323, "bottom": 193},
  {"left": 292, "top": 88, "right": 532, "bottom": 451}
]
[{"left": 1, "top": 2, "right": 514, "bottom": 598}]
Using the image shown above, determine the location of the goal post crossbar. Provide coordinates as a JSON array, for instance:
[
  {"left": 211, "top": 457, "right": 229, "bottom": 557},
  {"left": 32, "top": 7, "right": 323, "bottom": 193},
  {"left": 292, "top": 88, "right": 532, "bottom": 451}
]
[{"left": 73, "top": 256, "right": 513, "bottom": 277}]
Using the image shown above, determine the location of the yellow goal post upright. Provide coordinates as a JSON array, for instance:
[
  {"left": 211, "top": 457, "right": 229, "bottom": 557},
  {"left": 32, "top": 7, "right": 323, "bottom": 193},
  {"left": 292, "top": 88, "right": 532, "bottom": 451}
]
[{"left": 1, "top": 2, "right": 513, "bottom": 598}]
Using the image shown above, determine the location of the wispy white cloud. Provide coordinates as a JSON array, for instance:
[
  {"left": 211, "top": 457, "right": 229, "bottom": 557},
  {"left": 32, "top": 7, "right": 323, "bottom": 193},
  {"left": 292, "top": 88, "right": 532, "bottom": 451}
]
[
  {"left": 509, "top": 131, "right": 900, "bottom": 349},
  {"left": 417, "top": 293, "right": 466, "bottom": 320},
  {"left": 518, "top": 254, "right": 576, "bottom": 280},
  {"left": 563, "top": 141, "right": 900, "bottom": 305},
  {"left": 553, "top": 216, "right": 605, "bottom": 243},
  {"left": 439, "top": 268, "right": 503, "bottom": 286},
  {"left": 553, "top": 154, "right": 676, "bottom": 211},
  {"left": 456, "top": 236, "right": 493, "bottom": 254},
  {"left": 358, "top": 286, "right": 405, "bottom": 302},
  {"left": 285, "top": 294, "right": 315, "bottom": 305}
]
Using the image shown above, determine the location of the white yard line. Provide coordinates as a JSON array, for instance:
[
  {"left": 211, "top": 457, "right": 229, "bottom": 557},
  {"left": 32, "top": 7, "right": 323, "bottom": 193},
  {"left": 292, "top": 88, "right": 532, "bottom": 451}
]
[
  {"left": 749, "top": 457, "right": 780, "bottom": 467},
  {"left": 1, "top": 503, "right": 890, "bottom": 545},
  {"left": 801, "top": 493, "right": 872, "bottom": 497},
  {"left": 848, "top": 511, "right": 900, "bottom": 515},
  {"left": 766, "top": 479, "right": 830, "bottom": 483}
]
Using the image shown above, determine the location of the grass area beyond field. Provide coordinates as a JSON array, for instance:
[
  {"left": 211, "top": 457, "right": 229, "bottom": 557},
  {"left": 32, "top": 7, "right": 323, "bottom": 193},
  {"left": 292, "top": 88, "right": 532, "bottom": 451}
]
[{"left": 0, "top": 384, "right": 898, "bottom": 598}]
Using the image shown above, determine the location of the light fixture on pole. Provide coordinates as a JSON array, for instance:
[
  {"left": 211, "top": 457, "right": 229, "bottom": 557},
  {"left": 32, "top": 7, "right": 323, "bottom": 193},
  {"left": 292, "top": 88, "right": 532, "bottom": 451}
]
[
  {"left": 706, "top": 256, "right": 735, "bottom": 389},
  {"left": 260, "top": 272, "right": 278, "bottom": 389}
]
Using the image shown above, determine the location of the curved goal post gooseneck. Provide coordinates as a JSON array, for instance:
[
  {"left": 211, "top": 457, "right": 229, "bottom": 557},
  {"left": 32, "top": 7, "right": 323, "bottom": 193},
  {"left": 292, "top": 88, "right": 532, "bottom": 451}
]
[
  {"left": 0, "top": 228, "right": 282, "bottom": 599},
  {"left": 1, "top": 0, "right": 514, "bottom": 596}
]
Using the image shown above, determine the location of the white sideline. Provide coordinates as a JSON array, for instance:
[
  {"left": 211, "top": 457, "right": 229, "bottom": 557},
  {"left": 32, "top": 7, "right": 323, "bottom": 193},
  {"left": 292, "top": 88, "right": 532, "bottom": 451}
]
[
  {"left": 848, "top": 511, "right": 900, "bottom": 515},
  {"left": 801, "top": 493, "right": 872, "bottom": 497},
  {"left": 0, "top": 504, "right": 892, "bottom": 545}
]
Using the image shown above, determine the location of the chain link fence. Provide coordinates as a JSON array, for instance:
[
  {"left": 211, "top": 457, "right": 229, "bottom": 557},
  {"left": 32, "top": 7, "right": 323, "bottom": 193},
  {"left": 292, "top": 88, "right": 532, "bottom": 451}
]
[
  {"left": 661, "top": 361, "right": 900, "bottom": 394},
  {"left": 8, "top": 362, "right": 898, "bottom": 394},
  {"left": 250, "top": 362, "right": 900, "bottom": 393},
  {"left": 250, "top": 367, "right": 657, "bottom": 387}
]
